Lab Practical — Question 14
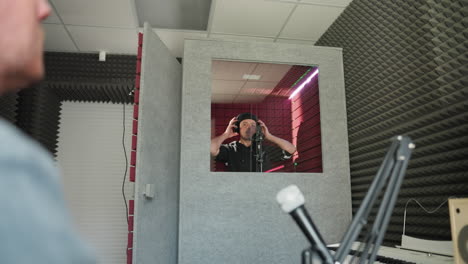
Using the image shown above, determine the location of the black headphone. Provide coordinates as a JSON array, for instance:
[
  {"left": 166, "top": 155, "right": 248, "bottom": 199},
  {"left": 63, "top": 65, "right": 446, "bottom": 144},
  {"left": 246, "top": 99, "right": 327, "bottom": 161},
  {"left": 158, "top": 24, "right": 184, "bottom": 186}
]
[{"left": 233, "top": 113, "right": 259, "bottom": 133}]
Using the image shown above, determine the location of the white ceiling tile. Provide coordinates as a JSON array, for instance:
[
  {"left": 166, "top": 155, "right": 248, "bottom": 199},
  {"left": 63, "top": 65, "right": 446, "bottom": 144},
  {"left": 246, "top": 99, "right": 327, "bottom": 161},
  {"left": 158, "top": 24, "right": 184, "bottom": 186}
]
[
  {"left": 209, "top": 34, "right": 274, "bottom": 43},
  {"left": 51, "top": 0, "right": 136, "bottom": 28},
  {"left": 212, "top": 80, "right": 245, "bottom": 95},
  {"left": 212, "top": 94, "right": 236, "bottom": 103},
  {"left": 43, "top": 7, "right": 62, "bottom": 24},
  {"left": 299, "top": 0, "right": 352, "bottom": 7},
  {"left": 251, "top": 63, "right": 292, "bottom": 82},
  {"left": 154, "top": 29, "right": 207, "bottom": 58},
  {"left": 211, "top": 0, "right": 295, "bottom": 37},
  {"left": 67, "top": 26, "right": 138, "bottom": 54},
  {"left": 212, "top": 60, "right": 257, "bottom": 81},
  {"left": 136, "top": 0, "right": 211, "bottom": 30},
  {"left": 275, "top": 38, "right": 315, "bottom": 45},
  {"left": 43, "top": 24, "right": 78, "bottom": 52},
  {"left": 242, "top": 81, "right": 278, "bottom": 95},
  {"left": 233, "top": 94, "right": 266, "bottom": 103},
  {"left": 279, "top": 5, "right": 345, "bottom": 40}
]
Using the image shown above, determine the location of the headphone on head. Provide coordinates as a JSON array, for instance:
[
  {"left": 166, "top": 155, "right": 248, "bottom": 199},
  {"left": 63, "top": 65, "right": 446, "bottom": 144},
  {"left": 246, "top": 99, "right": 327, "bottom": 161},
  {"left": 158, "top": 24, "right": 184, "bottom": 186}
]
[{"left": 233, "top": 113, "right": 259, "bottom": 133}]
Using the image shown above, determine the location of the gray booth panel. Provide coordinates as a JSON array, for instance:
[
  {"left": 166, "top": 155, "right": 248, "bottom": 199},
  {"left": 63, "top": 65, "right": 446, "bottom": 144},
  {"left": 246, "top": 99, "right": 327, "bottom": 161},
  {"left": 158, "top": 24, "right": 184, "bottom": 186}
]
[
  {"left": 179, "top": 39, "right": 352, "bottom": 264},
  {"left": 133, "top": 23, "right": 181, "bottom": 264}
]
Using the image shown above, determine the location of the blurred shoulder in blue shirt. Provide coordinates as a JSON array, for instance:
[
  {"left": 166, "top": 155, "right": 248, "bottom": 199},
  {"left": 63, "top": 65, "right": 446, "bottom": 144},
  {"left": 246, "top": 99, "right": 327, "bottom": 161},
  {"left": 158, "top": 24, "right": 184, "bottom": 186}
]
[{"left": 0, "top": 119, "right": 96, "bottom": 264}]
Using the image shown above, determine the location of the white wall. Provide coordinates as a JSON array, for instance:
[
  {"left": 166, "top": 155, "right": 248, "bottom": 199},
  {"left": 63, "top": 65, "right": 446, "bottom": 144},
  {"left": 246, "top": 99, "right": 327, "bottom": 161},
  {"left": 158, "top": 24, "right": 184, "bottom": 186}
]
[{"left": 56, "top": 102, "right": 134, "bottom": 264}]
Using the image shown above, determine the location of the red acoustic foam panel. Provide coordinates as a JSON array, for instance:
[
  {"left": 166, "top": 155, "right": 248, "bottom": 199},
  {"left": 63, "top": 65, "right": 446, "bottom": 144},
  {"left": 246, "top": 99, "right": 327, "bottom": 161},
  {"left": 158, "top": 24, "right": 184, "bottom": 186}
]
[
  {"left": 132, "top": 120, "right": 138, "bottom": 135},
  {"left": 290, "top": 75, "right": 322, "bottom": 173},
  {"left": 127, "top": 248, "right": 133, "bottom": 264},
  {"left": 130, "top": 150, "right": 136, "bottom": 166},
  {"left": 137, "top": 46, "right": 142, "bottom": 60},
  {"left": 133, "top": 89, "right": 140, "bottom": 104},
  {"left": 128, "top": 216, "right": 134, "bottom": 231},
  {"left": 128, "top": 199, "right": 135, "bottom": 215},
  {"left": 136, "top": 61, "right": 141, "bottom": 75},
  {"left": 135, "top": 76, "right": 140, "bottom": 89},
  {"left": 131, "top": 135, "right": 137, "bottom": 150},
  {"left": 138, "top": 32, "right": 143, "bottom": 46},
  {"left": 129, "top": 166, "right": 135, "bottom": 182},
  {"left": 127, "top": 232, "right": 134, "bottom": 248},
  {"left": 133, "top": 104, "right": 139, "bottom": 119}
]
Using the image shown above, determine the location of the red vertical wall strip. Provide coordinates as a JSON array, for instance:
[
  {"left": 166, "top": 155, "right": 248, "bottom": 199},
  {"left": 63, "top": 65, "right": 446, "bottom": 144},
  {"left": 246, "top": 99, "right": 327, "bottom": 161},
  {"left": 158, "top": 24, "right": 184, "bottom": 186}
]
[
  {"left": 128, "top": 199, "right": 135, "bottom": 215},
  {"left": 126, "top": 199, "right": 135, "bottom": 264},
  {"left": 126, "top": 249, "right": 133, "bottom": 264},
  {"left": 210, "top": 65, "right": 324, "bottom": 172},
  {"left": 290, "top": 68, "right": 322, "bottom": 173},
  {"left": 127, "top": 32, "right": 143, "bottom": 264}
]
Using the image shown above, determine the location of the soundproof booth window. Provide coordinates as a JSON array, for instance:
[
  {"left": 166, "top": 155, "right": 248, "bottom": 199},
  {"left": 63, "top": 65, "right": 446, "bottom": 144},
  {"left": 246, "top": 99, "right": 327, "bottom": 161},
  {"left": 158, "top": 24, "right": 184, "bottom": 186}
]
[{"left": 210, "top": 60, "right": 322, "bottom": 173}]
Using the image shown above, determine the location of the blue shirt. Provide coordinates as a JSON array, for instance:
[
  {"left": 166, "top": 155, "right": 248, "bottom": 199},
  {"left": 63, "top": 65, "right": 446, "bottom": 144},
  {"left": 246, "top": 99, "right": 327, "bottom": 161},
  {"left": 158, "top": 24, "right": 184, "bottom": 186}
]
[{"left": 0, "top": 119, "right": 95, "bottom": 264}]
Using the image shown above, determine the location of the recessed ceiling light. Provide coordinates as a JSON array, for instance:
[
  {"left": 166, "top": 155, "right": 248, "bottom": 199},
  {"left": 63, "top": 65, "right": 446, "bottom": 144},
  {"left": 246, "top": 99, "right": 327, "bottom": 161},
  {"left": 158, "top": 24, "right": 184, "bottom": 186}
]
[{"left": 242, "top": 74, "right": 261, "bottom": 80}]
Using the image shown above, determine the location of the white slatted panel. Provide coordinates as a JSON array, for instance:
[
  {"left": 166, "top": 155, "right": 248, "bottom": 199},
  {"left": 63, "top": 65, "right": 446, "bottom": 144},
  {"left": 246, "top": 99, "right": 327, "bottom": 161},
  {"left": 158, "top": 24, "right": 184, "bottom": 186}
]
[{"left": 56, "top": 102, "right": 134, "bottom": 264}]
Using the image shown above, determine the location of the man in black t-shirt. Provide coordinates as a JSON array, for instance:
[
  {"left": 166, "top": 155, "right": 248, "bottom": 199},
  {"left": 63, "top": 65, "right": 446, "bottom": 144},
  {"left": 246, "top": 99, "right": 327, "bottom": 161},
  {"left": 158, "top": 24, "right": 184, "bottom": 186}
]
[{"left": 210, "top": 113, "right": 296, "bottom": 172}]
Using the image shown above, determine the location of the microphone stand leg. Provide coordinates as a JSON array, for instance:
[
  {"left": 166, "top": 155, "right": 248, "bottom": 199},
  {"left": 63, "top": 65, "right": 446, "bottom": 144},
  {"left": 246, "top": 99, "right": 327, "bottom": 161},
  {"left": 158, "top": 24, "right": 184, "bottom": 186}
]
[
  {"left": 301, "top": 247, "right": 324, "bottom": 264},
  {"left": 302, "top": 248, "right": 312, "bottom": 264}
]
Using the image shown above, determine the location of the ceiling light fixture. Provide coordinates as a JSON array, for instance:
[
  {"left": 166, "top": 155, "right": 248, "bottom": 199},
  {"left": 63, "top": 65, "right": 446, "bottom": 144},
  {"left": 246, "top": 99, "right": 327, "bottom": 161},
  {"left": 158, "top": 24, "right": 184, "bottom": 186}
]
[
  {"left": 242, "top": 74, "right": 261, "bottom": 80},
  {"left": 288, "top": 68, "right": 319, "bottom": 100}
]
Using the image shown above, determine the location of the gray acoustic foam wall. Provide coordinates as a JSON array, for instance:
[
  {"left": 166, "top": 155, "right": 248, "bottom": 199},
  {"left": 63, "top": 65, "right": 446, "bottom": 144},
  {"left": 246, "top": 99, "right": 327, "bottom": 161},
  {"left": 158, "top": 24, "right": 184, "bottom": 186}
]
[
  {"left": 1, "top": 52, "right": 138, "bottom": 156},
  {"left": 44, "top": 52, "right": 136, "bottom": 103},
  {"left": 316, "top": 0, "right": 468, "bottom": 246},
  {"left": 16, "top": 84, "right": 62, "bottom": 156},
  {"left": 132, "top": 23, "right": 181, "bottom": 264},
  {"left": 0, "top": 92, "right": 18, "bottom": 123},
  {"left": 180, "top": 39, "right": 351, "bottom": 264}
]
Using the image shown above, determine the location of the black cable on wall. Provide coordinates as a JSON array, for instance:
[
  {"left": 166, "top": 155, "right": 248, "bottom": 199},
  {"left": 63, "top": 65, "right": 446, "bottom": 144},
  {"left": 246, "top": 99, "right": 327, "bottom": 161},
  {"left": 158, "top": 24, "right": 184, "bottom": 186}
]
[{"left": 316, "top": 0, "right": 468, "bottom": 245}]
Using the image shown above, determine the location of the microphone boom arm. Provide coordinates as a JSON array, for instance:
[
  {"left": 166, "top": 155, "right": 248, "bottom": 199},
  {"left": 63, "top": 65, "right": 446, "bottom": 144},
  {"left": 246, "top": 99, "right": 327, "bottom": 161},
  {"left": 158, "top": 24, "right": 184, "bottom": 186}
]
[
  {"left": 335, "top": 136, "right": 413, "bottom": 263},
  {"left": 277, "top": 136, "right": 414, "bottom": 264}
]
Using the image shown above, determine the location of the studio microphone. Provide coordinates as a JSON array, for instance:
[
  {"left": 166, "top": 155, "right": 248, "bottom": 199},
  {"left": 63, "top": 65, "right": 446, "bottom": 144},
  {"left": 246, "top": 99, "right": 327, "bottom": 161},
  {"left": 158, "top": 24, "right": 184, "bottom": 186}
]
[
  {"left": 255, "top": 124, "right": 263, "bottom": 141},
  {"left": 276, "top": 185, "right": 334, "bottom": 264}
]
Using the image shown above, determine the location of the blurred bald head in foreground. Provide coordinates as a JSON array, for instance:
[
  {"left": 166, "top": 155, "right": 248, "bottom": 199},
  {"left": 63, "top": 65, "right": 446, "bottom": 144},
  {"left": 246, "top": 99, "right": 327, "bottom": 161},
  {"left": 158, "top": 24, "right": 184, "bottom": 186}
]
[
  {"left": 0, "top": 1, "right": 96, "bottom": 263},
  {"left": 0, "top": 0, "right": 51, "bottom": 93}
]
